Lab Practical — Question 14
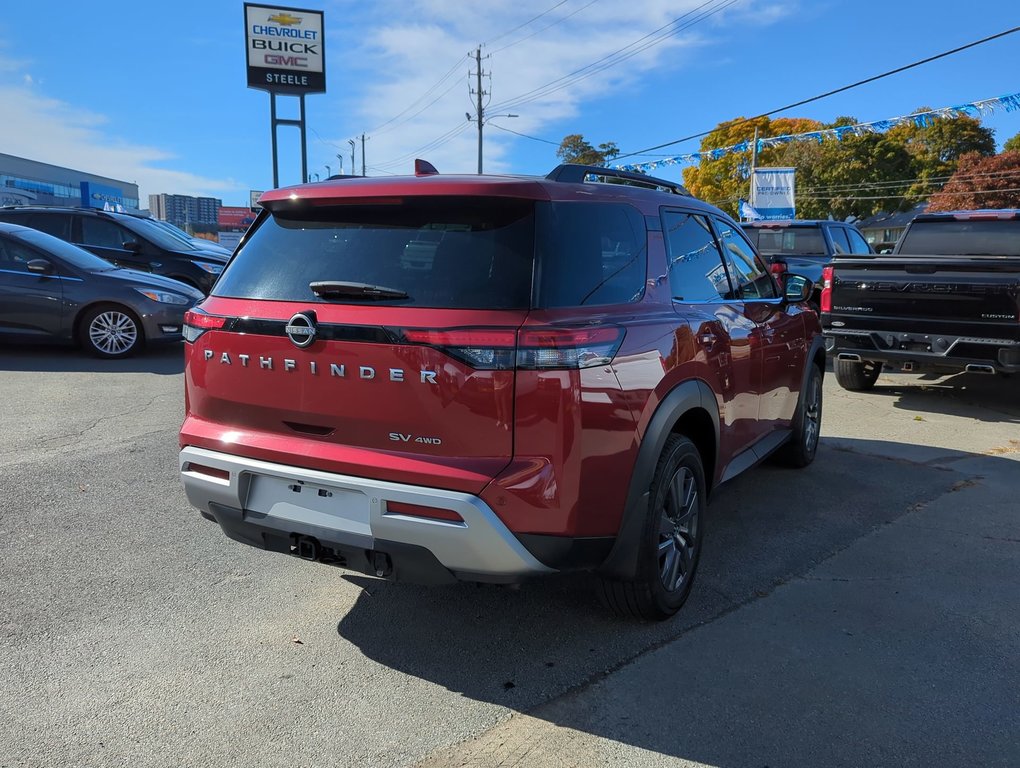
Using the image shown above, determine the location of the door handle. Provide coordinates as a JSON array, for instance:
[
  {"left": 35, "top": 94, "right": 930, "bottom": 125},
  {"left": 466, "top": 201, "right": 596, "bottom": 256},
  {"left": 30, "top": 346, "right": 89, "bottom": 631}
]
[{"left": 699, "top": 332, "right": 717, "bottom": 347}]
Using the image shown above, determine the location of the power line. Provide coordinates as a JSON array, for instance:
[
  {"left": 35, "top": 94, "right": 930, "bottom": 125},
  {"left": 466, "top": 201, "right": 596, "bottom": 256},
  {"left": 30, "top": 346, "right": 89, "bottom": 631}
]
[
  {"left": 795, "top": 186, "right": 1020, "bottom": 201},
  {"left": 372, "top": 121, "right": 473, "bottom": 170},
  {"left": 365, "top": 54, "right": 471, "bottom": 137},
  {"left": 486, "top": 121, "right": 561, "bottom": 145},
  {"left": 488, "top": 0, "right": 735, "bottom": 114},
  {"left": 483, "top": 0, "right": 572, "bottom": 46},
  {"left": 615, "top": 25, "right": 1020, "bottom": 161},
  {"left": 490, "top": 0, "right": 600, "bottom": 55}
]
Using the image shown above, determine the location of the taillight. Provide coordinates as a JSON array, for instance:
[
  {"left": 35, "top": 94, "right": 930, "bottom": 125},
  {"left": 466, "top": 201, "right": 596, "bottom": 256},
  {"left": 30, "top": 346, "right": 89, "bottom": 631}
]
[
  {"left": 769, "top": 260, "right": 788, "bottom": 276},
  {"left": 183, "top": 309, "right": 227, "bottom": 343},
  {"left": 517, "top": 326, "right": 624, "bottom": 369},
  {"left": 402, "top": 328, "right": 517, "bottom": 369},
  {"left": 820, "top": 266, "right": 834, "bottom": 313},
  {"left": 401, "top": 326, "right": 625, "bottom": 370}
]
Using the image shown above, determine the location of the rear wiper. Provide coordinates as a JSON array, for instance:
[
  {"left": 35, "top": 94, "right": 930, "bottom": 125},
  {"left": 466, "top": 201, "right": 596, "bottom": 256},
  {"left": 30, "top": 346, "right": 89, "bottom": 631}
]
[{"left": 309, "top": 281, "right": 409, "bottom": 300}]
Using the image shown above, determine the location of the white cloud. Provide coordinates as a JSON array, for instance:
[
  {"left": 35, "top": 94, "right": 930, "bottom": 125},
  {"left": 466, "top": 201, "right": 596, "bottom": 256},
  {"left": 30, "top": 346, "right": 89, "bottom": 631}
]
[
  {"left": 321, "top": 0, "right": 795, "bottom": 174},
  {"left": 0, "top": 54, "right": 242, "bottom": 204}
]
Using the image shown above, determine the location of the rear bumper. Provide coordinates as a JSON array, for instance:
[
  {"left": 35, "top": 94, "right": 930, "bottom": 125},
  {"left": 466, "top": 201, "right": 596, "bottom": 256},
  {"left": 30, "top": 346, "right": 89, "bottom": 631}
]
[
  {"left": 824, "top": 328, "right": 1020, "bottom": 373},
  {"left": 179, "top": 446, "right": 554, "bottom": 583}
]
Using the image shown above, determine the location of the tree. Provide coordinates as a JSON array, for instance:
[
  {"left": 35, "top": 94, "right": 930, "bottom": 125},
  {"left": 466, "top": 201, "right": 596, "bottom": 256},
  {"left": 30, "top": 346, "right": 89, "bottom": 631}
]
[
  {"left": 1003, "top": 132, "right": 1020, "bottom": 153},
  {"left": 886, "top": 111, "right": 995, "bottom": 199},
  {"left": 777, "top": 117, "right": 915, "bottom": 220},
  {"left": 681, "top": 116, "right": 822, "bottom": 218},
  {"left": 926, "top": 151, "right": 1020, "bottom": 211},
  {"left": 556, "top": 134, "right": 620, "bottom": 166}
]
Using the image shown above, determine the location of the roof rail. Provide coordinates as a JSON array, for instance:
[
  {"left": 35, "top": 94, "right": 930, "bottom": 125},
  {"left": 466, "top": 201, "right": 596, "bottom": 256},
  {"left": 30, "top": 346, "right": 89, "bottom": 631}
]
[{"left": 545, "top": 164, "right": 690, "bottom": 196}]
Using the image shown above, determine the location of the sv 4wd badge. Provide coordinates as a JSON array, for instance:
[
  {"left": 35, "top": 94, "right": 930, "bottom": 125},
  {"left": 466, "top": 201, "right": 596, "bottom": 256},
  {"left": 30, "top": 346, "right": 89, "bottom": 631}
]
[{"left": 389, "top": 432, "right": 443, "bottom": 446}]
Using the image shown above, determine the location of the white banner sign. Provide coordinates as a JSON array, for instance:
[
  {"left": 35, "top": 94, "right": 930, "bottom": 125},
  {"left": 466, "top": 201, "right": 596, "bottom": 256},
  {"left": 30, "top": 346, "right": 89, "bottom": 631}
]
[{"left": 749, "top": 168, "right": 796, "bottom": 220}]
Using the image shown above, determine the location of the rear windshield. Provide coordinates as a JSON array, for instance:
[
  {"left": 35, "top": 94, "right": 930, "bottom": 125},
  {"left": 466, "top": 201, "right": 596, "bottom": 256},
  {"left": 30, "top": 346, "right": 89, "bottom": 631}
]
[
  {"left": 213, "top": 196, "right": 646, "bottom": 309},
  {"left": 897, "top": 219, "right": 1020, "bottom": 256},
  {"left": 743, "top": 226, "right": 826, "bottom": 256}
]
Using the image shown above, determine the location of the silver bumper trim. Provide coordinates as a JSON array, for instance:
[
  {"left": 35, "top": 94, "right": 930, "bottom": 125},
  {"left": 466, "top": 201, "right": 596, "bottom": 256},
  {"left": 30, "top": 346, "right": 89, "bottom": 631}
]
[{"left": 179, "top": 446, "right": 553, "bottom": 577}]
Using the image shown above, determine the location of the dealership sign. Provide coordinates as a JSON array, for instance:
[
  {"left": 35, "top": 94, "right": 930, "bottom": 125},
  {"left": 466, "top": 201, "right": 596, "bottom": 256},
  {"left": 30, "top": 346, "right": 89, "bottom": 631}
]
[{"left": 244, "top": 4, "right": 325, "bottom": 94}]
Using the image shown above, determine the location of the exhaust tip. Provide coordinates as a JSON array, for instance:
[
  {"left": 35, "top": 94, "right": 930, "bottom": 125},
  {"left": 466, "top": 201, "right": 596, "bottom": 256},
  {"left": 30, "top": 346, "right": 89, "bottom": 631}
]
[
  {"left": 965, "top": 364, "right": 996, "bottom": 375},
  {"left": 837, "top": 353, "right": 863, "bottom": 362}
]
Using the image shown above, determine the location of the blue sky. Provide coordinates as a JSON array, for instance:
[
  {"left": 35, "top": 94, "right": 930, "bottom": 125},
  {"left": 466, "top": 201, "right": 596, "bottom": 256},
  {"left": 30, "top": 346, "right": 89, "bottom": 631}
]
[{"left": 1, "top": 1, "right": 1018, "bottom": 208}]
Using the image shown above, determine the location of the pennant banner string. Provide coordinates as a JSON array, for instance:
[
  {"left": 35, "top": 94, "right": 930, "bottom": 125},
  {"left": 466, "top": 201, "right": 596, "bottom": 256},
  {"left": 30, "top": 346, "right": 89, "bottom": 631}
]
[{"left": 615, "top": 93, "right": 1020, "bottom": 174}]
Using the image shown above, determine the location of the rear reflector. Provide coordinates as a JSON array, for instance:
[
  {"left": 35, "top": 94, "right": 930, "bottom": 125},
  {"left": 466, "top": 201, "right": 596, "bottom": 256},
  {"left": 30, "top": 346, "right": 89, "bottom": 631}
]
[
  {"left": 385, "top": 500, "right": 464, "bottom": 523},
  {"left": 184, "top": 462, "right": 230, "bottom": 482}
]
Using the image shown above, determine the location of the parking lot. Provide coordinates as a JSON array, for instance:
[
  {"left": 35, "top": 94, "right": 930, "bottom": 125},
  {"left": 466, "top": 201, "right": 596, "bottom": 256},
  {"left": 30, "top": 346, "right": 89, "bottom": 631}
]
[{"left": 1, "top": 344, "right": 1017, "bottom": 768}]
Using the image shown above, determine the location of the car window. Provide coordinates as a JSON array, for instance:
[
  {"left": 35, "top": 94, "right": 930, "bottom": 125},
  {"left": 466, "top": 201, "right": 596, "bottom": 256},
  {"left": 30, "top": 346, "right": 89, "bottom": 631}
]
[
  {"left": 80, "top": 217, "right": 132, "bottom": 250},
  {"left": 713, "top": 217, "right": 777, "bottom": 299},
  {"left": 846, "top": 227, "right": 870, "bottom": 253},
  {"left": 28, "top": 213, "right": 72, "bottom": 241},
  {"left": 0, "top": 237, "right": 42, "bottom": 274},
  {"left": 829, "top": 226, "right": 852, "bottom": 254},
  {"left": 662, "top": 210, "right": 731, "bottom": 301}
]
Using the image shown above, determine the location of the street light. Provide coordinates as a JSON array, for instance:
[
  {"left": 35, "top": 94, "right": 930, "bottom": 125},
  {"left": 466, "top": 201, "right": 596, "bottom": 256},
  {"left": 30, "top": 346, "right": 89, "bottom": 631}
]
[
  {"left": 325, "top": 164, "right": 331, "bottom": 178},
  {"left": 348, "top": 139, "right": 356, "bottom": 176},
  {"left": 336, "top": 154, "right": 343, "bottom": 174}
]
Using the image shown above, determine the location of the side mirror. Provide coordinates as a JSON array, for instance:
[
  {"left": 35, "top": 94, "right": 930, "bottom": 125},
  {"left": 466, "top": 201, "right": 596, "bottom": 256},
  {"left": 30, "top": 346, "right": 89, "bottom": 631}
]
[
  {"left": 782, "top": 273, "right": 812, "bottom": 304},
  {"left": 122, "top": 240, "right": 142, "bottom": 252},
  {"left": 26, "top": 259, "right": 53, "bottom": 275}
]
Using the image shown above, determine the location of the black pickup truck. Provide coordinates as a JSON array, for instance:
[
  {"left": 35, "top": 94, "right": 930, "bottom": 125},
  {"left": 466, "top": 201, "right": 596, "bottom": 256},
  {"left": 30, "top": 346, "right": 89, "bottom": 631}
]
[{"left": 821, "top": 210, "right": 1020, "bottom": 390}]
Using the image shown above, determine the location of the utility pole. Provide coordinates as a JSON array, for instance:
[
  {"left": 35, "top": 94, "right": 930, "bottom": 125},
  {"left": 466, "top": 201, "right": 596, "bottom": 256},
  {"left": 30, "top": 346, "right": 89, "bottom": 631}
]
[
  {"left": 470, "top": 47, "right": 488, "bottom": 174},
  {"left": 361, "top": 133, "right": 367, "bottom": 177}
]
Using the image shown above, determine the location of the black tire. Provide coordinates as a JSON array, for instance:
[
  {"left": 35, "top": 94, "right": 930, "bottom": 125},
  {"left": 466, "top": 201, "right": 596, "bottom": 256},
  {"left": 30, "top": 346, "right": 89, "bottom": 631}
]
[
  {"left": 834, "top": 358, "right": 880, "bottom": 391},
  {"left": 79, "top": 304, "right": 144, "bottom": 359},
  {"left": 599, "top": 435, "right": 706, "bottom": 621},
  {"left": 778, "top": 364, "right": 823, "bottom": 468}
]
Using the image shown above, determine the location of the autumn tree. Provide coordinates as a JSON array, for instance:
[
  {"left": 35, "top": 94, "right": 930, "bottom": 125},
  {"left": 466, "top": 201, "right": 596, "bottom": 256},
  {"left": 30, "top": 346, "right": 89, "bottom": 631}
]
[
  {"left": 887, "top": 111, "right": 995, "bottom": 199},
  {"left": 777, "top": 117, "right": 915, "bottom": 220},
  {"left": 926, "top": 151, "right": 1020, "bottom": 211},
  {"left": 556, "top": 134, "right": 620, "bottom": 165},
  {"left": 681, "top": 116, "right": 822, "bottom": 217}
]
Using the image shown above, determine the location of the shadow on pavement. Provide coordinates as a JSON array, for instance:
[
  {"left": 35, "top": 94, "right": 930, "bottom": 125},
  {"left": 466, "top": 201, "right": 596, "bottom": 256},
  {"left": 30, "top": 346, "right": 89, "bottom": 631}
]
[
  {"left": 0, "top": 342, "right": 184, "bottom": 375},
  {"left": 335, "top": 438, "right": 1018, "bottom": 766},
  {"left": 867, "top": 370, "right": 1019, "bottom": 423}
]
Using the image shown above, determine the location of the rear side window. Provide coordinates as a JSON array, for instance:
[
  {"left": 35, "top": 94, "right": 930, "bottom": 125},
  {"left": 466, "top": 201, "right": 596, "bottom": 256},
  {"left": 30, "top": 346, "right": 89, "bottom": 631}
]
[
  {"left": 214, "top": 196, "right": 536, "bottom": 309},
  {"left": 534, "top": 202, "right": 646, "bottom": 307},
  {"left": 829, "top": 226, "right": 852, "bottom": 254},
  {"left": 846, "top": 227, "right": 871, "bottom": 253}
]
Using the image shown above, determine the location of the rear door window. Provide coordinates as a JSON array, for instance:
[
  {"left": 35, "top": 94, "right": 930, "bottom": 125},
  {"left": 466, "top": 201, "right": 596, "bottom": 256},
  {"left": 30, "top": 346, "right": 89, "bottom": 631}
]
[
  {"left": 28, "top": 213, "right": 72, "bottom": 241},
  {"left": 829, "top": 226, "right": 852, "bottom": 254},
  {"left": 846, "top": 227, "right": 871, "bottom": 253},
  {"left": 662, "top": 210, "right": 731, "bottom": 301}
]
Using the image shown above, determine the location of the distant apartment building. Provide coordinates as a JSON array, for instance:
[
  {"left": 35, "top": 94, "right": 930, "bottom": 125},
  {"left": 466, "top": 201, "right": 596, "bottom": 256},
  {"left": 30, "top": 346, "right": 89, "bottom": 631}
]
[
  {"left": 0, "top": 152, "right": 139, "bottom": 210},
  {"left": 149, "top": 193, "right": 221, "bottom": 234}
]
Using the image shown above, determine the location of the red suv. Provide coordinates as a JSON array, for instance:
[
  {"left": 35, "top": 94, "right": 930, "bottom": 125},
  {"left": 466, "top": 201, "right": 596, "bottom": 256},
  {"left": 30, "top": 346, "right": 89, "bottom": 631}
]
[{"left": 179, "top": 163, "right": 824, "bottom": 619}]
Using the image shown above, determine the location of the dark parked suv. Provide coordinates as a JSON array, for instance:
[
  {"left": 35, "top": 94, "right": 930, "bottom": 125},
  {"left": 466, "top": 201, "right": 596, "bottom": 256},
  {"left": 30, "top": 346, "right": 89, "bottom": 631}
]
[
  {"left": 178, "top": 164, "right": 824, "bottom": 619},
  {"left": 0, "top": 206, "right": 228, "bottom": 294}
]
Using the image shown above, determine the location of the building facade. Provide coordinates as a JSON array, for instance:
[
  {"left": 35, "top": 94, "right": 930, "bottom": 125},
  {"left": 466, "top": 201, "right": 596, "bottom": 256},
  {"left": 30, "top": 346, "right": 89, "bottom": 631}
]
[
  {"left": 148, "top": 193, "right": 221, "bottom": 235},
  {"left": 0, "top": 152, "right": 139, "bottom": 210}
]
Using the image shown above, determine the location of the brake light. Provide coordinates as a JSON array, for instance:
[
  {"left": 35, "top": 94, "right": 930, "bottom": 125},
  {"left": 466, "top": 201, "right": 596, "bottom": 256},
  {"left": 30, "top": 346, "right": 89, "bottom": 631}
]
[
  {"left": 401, "top": 326, "right": 625, "bottom": 370},
  {"left": 769, "top": 260, "right": 788, "bottom": 276},
  {"left": 820, "top": 266, "right": 834, "bottom": 313},
  {"left": 183, "top": 309, "right": 228, "bottom": 343}
]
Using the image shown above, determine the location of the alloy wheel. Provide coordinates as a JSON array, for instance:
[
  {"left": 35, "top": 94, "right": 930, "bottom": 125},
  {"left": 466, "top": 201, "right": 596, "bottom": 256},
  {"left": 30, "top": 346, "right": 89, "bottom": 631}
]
[
  {"left": 89, "top": 310, "right": 138, "bottom": 355},
  {"left": 658, "top": 465, "right": 699, "bottom": 592}
]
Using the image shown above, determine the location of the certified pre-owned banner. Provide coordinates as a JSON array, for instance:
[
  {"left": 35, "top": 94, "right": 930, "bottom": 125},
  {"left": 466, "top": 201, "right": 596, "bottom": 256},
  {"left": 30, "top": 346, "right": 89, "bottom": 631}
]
[
  {"left": 750, "top": 168, "right": 795, "bottom": 220},
  {"left": 245, "top": 3, "right": 325, "bottom": 95}
]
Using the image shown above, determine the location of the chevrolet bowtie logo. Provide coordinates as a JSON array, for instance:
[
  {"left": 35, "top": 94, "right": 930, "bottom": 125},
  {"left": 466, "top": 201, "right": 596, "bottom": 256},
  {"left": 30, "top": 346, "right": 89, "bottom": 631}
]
[{"left": 268, "top": 12, "right": 302, "bottom": 25}]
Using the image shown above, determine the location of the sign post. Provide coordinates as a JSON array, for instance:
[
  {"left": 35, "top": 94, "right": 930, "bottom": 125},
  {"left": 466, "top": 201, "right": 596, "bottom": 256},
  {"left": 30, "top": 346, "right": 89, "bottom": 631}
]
[{"left": 244, "top": 4, "right": 326, "bottom": 188}]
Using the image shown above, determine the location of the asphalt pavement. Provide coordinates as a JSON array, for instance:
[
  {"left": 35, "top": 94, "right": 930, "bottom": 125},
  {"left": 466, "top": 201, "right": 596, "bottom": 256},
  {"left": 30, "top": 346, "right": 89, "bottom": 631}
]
[{"left": 0, "top": 346, "right": 1017, "bottom": 768}]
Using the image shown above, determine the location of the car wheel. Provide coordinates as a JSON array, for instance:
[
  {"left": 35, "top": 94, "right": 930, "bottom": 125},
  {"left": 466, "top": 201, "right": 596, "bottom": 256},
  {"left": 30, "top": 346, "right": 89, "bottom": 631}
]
[
  {"left": 778, "top": 363, "right": 823, "bottom": 468},
  {"left": 79, "top": 304, "right": 144, "bottom": 359},
  {"left": 834, "top": 358, "right": 881, "bottom": 391},
  {"left": 599, "top": 435, "right": 706, "bottom": 621}
]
